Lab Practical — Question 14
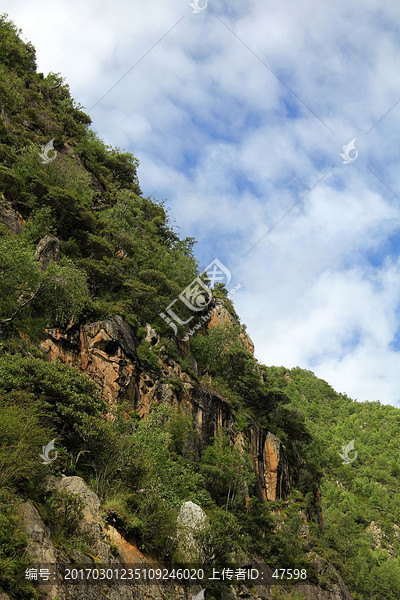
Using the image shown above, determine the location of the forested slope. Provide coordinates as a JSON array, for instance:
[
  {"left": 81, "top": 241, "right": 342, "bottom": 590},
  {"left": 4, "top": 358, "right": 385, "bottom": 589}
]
[{"left": 267, "top": 367, "right": 400, "bottom": 597}]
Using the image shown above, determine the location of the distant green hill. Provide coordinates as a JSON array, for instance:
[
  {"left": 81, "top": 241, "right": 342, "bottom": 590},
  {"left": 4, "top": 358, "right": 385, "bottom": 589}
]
[{"left": 267, "top": 366, "right": 400, "bottom": 597}]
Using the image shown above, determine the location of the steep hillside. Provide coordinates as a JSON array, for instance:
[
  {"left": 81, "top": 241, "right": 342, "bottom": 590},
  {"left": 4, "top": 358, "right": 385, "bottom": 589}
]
[
  {"left": 267, "top": 367, "right": 400, "bottom": 597},
  {"left": 0, "top": 15, "right": 399, "bottom": 600}
]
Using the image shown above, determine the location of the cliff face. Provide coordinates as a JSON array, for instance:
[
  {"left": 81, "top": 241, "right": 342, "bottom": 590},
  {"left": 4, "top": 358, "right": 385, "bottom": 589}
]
[
  {"left": 41, "top": 317, "right": 138, "bottom": 412},
  {"left": 248, "top": 427, "right": 290, "bottom": 503},
  {"left": 40, "top": 315, "right": 290, "bottom": 503}
]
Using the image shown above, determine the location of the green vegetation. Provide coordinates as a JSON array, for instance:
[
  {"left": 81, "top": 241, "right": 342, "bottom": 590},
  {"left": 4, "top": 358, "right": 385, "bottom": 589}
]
[
  {"left": 0, "top": 493, "right": 37, "bottom": 599},
  {"left": 266, "top": 367, "right": 400, "bottom": 599},
  {"left": 200, "top": 430, "right": 255, "bottom": 509},
  {"left": 0, "top": 16, "right": 198, "bottom": 341},
  {"left": 0, "top": 13, "right": 399, "bottom": 600},
  {"left": 191, "top": 324, "right": 321, "bottom": 508}
]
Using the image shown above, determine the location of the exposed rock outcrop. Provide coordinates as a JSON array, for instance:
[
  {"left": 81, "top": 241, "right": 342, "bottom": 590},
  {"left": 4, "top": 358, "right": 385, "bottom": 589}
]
[
  {"left": 145, "top": 323, "right": 159, "bottom": 345},
  {"left": 16, "top": 318, "right": 351, "bottom": 599},
  {"left": 0, "top": 193, "right": 25, "bottom": 233},
  {"left": 50, "top": 475, "right": 101, "bottom": 522},
  {"left": 34, "top": 235, "right": 60, "bottom": 270},
  {"left": 177, "top": 501, "right": 207, "bottom": 561},
  {"left": 20, "top": 500, "right": 58, "bottom": 568},
  {"left": 296, "top": 555, "right": 354, "bottom": 600},
  {"left": 40, "top": 317, "right": 138, "bottom": 410},
  {"left": 248, "top": 426, "right": 290, "bottom": 501}
]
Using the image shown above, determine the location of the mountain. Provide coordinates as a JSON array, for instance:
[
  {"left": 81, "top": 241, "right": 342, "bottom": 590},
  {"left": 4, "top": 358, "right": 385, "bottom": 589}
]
[{"left": 0, "top": 15, "right": 399, "bottom": 600}]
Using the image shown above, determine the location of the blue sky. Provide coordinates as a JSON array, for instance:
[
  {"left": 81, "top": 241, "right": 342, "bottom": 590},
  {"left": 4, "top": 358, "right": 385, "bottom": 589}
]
[{"left": 4, "top": 0, "right": 400, "bottom": 405}]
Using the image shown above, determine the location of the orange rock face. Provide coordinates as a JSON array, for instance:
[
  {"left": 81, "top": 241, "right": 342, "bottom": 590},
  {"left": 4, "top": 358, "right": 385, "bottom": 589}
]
[
  {"left": 41, "top": 318, "right": 138, "bottom": 412},
  {"left": 248, "top": 427, "right": 290, "bottom": 502},
  {"left": 263, "top": 433, "right": 281, "bottom": 501}
]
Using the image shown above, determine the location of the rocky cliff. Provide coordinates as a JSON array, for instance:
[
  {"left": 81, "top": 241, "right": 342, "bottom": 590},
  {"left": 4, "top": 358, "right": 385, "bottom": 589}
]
[{"left": 40, "top": 314, "right": 290, "bottom": 503}]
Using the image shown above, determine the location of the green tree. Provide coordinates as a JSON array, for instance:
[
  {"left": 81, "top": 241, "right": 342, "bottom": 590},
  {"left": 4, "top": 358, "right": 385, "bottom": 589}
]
[
  {"left": 201, "top": 430, "right": 255, "bottom": 509},
  {"left": 0, "top": 233, "right": 88, "bottom": 330},
  {"left": 0, "top": 401, "right": 53, "bottom": 489}
]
